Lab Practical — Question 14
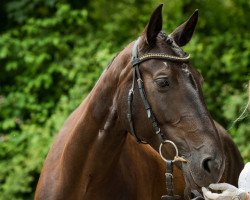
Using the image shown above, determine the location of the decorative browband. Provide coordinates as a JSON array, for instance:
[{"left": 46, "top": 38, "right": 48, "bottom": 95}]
[{"left": 132, "top": 53, "right": 190, "bottom": 66}]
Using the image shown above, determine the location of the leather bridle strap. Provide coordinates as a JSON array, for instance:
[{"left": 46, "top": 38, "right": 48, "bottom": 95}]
[
  {"left": 127, "top": 38, "right": 189, "bottom": 144},
  {"left": 128, "top": 39, "right": 166, "bottom": 143},
  {"left": 161, "top": 160, "right": 181, "bottom": 200}
]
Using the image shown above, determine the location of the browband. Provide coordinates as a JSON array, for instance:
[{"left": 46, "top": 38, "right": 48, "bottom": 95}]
[{"left": 132, "top": 43, "right": 190, "bottom": 66}]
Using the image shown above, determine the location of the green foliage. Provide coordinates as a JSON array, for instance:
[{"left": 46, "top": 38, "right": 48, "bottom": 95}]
[
  {"left": 0, "top": 0, "right": 249, "bottom": 199},
  {"left": 0, "top": 3, "right": 112, "bottom": 199}
]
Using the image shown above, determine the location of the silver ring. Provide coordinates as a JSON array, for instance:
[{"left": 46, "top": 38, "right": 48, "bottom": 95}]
[{"left": 159, "top": 140, "right": 179, "bottom": 162}]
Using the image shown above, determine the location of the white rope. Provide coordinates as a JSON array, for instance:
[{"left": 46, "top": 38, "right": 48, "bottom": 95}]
[{"left": 228, "top": 81, "right": 250, "bottom": 130}]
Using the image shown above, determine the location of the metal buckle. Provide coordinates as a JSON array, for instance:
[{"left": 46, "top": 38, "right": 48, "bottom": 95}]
[{"left": 132, "top": 58, "right": 140, "bottom": 66}]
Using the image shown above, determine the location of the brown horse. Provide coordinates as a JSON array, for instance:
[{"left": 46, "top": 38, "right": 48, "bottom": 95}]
[{"left": 35, "top": 5, "right": 243, "bottom": 200}]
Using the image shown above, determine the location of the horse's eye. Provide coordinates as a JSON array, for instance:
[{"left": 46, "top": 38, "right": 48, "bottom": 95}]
[{"left": 155, "top": 78, "right": 169, "bottom": 88}]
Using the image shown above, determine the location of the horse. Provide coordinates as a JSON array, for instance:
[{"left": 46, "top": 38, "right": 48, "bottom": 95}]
[{"left": 35, "top": 5, "right": 244, "bottom": 200}]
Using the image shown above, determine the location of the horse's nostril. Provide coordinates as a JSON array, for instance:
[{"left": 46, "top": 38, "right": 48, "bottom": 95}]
[{"left": 202, "top": 158, "right": 212, "bottom": 173}]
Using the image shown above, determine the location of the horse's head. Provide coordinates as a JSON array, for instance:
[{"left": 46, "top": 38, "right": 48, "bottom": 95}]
[{"left": 118, "top": 5, "right": 225, "bottom": 192}]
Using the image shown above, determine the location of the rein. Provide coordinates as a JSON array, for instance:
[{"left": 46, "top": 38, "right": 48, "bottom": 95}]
[{"left": 127, "top": 38, "right": 189, "bottom": 199}]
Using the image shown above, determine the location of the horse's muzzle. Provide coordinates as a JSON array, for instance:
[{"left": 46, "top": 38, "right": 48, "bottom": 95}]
[{"left": 183, "top": 150, "right": 225, "bottom": 188}]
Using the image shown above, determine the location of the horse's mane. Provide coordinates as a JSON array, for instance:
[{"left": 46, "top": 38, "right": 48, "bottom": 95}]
[{"left": 105, "top": 52, "right": 121, "bottom": 70}]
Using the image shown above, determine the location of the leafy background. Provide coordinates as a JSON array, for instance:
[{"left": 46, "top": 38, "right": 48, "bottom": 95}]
[{"left": 0, "top": 0, "right": 249, "bottom": 199}]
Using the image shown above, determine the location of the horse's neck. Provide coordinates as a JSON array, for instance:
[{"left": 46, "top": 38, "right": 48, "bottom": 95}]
[{"left": 50, "top": 50, "right": 131, "bottom": 193}]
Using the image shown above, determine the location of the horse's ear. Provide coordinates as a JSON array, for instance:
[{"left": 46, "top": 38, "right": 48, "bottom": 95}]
[
  {"left": 143, "top": 4, "right": 163, "bottom": 46},
  {"left": 170, "top": 9, "right": 198, "bottom": 47}
]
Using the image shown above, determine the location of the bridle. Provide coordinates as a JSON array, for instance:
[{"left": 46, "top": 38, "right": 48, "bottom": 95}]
[
  {"left": 127, "top": 37, "right": 190, "bottom": 199},
  {"left": 127, "top": 37, "right": 190, "bottom": 144}
]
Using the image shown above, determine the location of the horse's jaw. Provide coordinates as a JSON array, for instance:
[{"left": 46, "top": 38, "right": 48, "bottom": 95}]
[{"left": 182, "top": 163, "right": 202, "bottom": 199}]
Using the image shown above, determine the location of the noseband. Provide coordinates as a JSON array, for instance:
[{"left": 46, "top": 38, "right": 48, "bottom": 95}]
[{"left": 127, "top": 37, "right": 190, "bottom": 200}]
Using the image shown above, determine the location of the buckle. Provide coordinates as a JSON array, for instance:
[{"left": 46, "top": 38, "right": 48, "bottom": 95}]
[{"left": 132, "top": 58, "right": 140, "bottom": 66}]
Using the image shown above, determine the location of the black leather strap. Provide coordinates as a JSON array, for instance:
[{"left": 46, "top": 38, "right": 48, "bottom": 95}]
[
  {"left": 161, "top": 161, "right": 180, "bottom": 200},
  {"left": 127, "top": 39, "right": 147, "bottom": 144},
  {"left": 128, "top": 38, "right": 167, "bottom": 143},
  {"left": 166, "top": 161, "right": 174, "bottom": 196}
]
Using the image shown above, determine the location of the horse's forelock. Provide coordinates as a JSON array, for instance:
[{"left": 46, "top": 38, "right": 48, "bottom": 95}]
[{"left": 157, "top": 31, "right": 187, "bottom": 57}]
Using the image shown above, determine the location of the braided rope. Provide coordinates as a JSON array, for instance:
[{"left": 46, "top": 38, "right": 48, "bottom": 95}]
[{"left": 138, "top": 53, "right": 190, "bottom": 63}]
